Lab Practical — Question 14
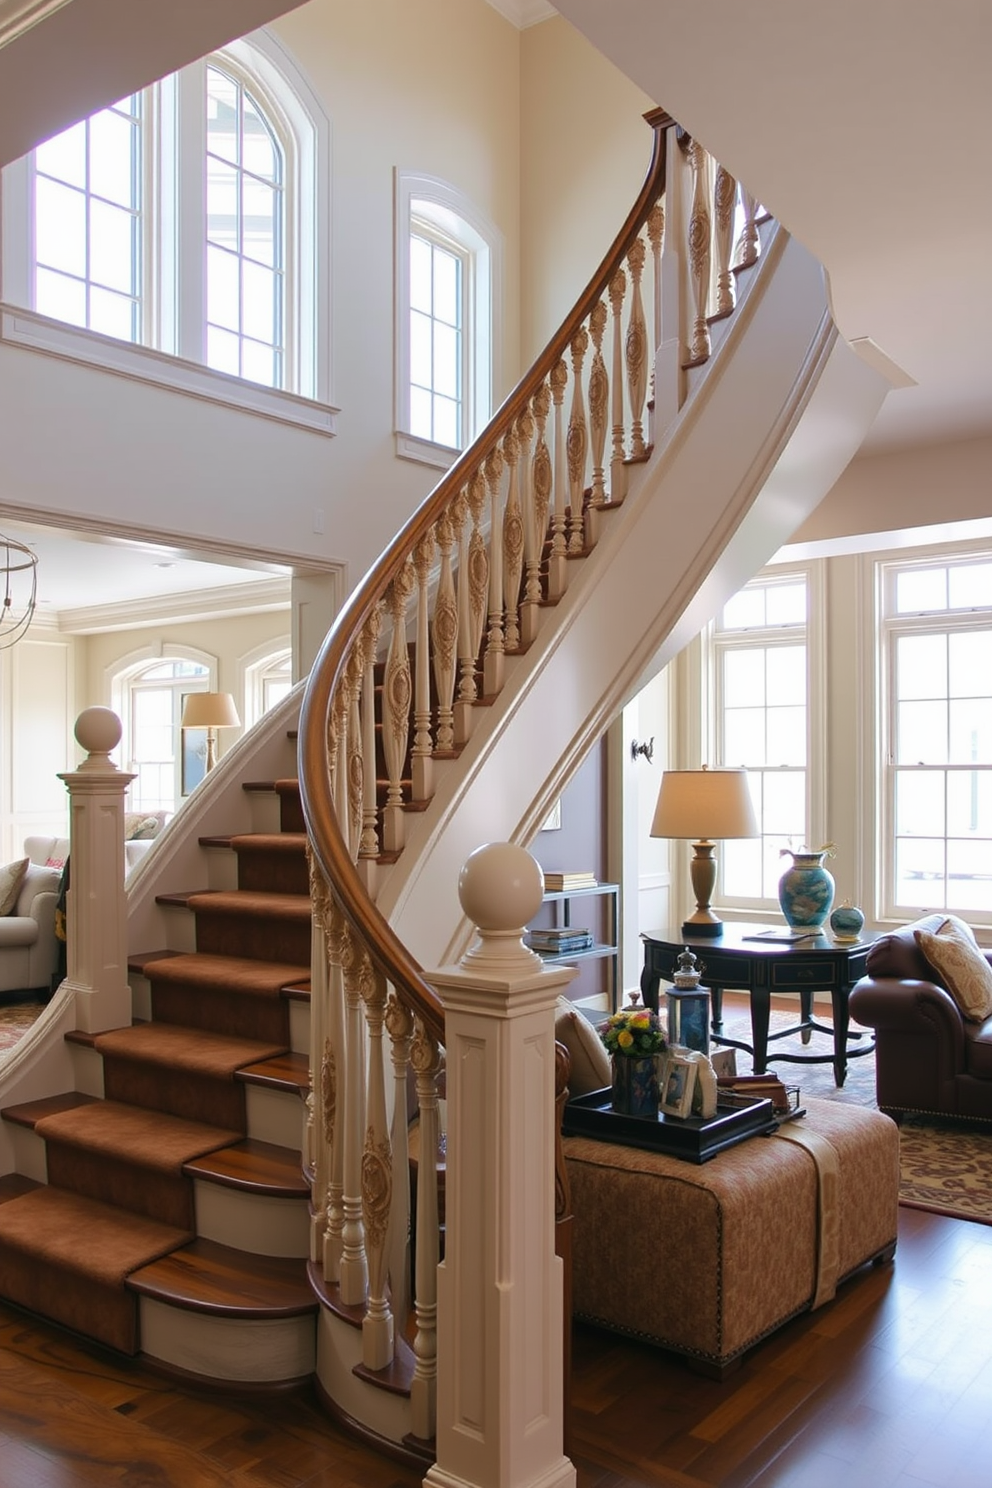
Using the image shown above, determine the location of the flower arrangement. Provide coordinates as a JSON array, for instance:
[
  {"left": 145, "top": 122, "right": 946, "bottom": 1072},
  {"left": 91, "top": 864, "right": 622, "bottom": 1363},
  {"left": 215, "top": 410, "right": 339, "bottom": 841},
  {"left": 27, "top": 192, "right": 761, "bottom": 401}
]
[{"left": 600, "top": 1006, "right": 666, "bottom": 1059}]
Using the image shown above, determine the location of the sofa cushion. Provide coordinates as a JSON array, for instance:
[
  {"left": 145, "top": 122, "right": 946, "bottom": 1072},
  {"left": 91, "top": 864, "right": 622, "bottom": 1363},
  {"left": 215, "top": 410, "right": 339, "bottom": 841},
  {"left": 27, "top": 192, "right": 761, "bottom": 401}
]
[
  {"left": 0, "top": 858, "right": 29, "bottom": 915},
  {"left": 555, "top": 998, "right": 611, "bottom": 1096},
  {"left": 915, "top": 918, "right": 992, "bottom": 1023},
  {"left": 865, "top": 913, "right": 946, "bottom": 982},
  {"left": 965, "top": 1021, "right": 992, "bottom": 1081}
]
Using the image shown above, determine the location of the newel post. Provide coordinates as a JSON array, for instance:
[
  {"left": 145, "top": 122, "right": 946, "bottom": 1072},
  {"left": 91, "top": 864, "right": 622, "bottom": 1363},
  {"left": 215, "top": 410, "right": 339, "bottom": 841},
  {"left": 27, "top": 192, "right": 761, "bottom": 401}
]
[
  {"left": 58, "top": 707, "right": 136, "bottom": 1034},
  {"left": 425, "top": 843, "right": 577, "bottom": 1488}
]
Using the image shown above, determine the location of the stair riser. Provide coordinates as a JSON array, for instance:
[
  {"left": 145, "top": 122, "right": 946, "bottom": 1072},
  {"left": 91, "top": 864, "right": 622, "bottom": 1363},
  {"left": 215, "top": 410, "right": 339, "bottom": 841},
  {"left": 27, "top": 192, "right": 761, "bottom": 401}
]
[
  {"left": 149, "top": 984, "right": 290, "bottom": 1046},
  {"left": 247, "top": 791, "right": 284, "bottom": 835},
  {"left": 236, "top": 851, "right": 309, "bottom": 896},
  {"left": 202, "top": 845, "right": 240, "bottom": 892},
  {"left": 316, "top": 1309, "right": 414, "bottom": 1446},
  {"left": 288, "top": 998, "right": 310, "bottom": 1057},
  {"left": 245, "top": 1084, "right": 306, "bottom": 1149},
  {"left": 47, "top": 1145, "right": 197, "bottom": 1230},
  {"left": 137, "top": 1298, "right": 316, "bottom": 1384},
  {"left": 69, "top": 1043, "right": 105, "bottom": 1099},
  {"left": 193, "top": 1182, "right": 310, "bottom": 1258},
  {"left": 0, "top": 1247, "right": 142, "bottom": 1354},
  {"left": 194, "top": 913, "right": 311, "bottom": 966},
  {"left": 102, "top": 1061, "right": 247, "bottom": 1132}
]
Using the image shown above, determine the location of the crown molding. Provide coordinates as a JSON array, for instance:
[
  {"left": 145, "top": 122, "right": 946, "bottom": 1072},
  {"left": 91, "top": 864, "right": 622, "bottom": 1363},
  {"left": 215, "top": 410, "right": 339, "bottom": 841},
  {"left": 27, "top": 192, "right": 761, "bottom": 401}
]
[
  {"left": 53, "top": 577, "right": 292, "bottom": 636},
  {"left": 483, "top": 0, "right": 555, "bottom": 28},
  {"left": 0, "top": 0, "right": 71, "bottom": 48}
]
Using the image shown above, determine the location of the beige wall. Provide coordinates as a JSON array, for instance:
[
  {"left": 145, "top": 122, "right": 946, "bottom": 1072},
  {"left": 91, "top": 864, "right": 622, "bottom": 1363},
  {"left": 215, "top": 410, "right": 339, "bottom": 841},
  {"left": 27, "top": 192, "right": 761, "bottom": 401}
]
[{"left": 520, "top": 15, "right": 655, "bottom": 363}]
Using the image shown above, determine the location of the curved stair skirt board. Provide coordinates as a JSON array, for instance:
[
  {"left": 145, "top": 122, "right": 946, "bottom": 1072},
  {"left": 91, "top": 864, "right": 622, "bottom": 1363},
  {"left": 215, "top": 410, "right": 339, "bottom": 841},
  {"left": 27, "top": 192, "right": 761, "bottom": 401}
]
[
  {"left": 244, "top": 1082, "right": 307, "bottom": 1148},
  {"left": 316, "top": 1307, "right": 414, "bottom": 1451},
  {"left": 379, "top": 235, "right": 889, "bottom": 971},
  {"left": 0, "top": 987, "right": 78, "bottom": 1171},
  {"left": 192, "top": 1179, "right": 310, "bottom": 1259},
  {"left": 138, "top": 1296, "right": 316, "bottom": 1385}
]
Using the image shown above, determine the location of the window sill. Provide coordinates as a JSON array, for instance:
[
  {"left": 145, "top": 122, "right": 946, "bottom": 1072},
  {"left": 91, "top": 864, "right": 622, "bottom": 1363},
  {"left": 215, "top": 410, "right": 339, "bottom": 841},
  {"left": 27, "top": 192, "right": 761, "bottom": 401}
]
[
  {"left": 394, "top": 431, "right": 461, "bottom": 470},
  {"left": 0, "top": 304, "right": 338, "bottom": 436}
]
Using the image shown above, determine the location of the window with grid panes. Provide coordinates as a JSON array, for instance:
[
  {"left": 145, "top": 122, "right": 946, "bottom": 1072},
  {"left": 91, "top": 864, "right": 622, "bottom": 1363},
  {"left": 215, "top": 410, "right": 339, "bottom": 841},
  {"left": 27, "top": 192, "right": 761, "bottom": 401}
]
[
  {"left": 409, "top": 225, "right": 465, "bottom": 449},
  {"left": 880, "top": 550, "right": 992, "bottom": 924},
  {"left": 713, "top": 572, "right": 811, "bottom": 904}
]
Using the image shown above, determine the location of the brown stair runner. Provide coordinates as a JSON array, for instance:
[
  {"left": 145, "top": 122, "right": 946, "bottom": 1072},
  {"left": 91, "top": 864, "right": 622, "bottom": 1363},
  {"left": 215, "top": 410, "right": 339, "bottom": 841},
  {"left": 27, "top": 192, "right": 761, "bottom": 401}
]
[{"left": 140, "top": 951, "right": 307, "bottom": 1043}]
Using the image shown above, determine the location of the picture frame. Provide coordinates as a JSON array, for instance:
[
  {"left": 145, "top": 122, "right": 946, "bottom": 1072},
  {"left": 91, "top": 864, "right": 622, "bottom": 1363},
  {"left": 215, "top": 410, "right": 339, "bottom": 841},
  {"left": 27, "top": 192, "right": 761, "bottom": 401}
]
[{"left": 658, "top": 1050, "right": 697, "bottom": 1119}]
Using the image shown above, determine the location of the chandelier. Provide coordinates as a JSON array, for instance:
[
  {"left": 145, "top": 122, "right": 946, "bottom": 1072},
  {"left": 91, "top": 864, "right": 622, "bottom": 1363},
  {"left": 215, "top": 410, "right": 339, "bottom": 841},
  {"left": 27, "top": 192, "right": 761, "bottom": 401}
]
[{"left": 0, "top": 532, "right": 38, "bottom": 649}]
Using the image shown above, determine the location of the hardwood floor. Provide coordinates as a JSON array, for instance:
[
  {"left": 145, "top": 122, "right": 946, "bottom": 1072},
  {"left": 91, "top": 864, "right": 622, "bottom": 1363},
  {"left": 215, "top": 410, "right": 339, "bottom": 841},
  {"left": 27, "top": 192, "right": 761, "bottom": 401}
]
[{"left": 0, "top": 1206, "right": 989, "bottom": 1486}]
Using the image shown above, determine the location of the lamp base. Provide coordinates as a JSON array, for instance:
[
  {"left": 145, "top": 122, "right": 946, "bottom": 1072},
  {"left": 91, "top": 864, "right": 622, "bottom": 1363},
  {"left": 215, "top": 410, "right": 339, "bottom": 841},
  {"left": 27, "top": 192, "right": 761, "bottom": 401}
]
[{"left": 681, "top": 917, "right": 724, "bottom": 939}]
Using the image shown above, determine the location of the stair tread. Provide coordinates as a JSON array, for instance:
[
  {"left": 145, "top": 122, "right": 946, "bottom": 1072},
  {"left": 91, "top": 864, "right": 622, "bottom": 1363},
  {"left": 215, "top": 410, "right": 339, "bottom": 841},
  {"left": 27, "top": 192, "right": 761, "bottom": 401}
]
[
  {"left": 236, "top": 1051, "right": 310, "bottom": 1091},
  {"left": 91, "top": 1021, "right": 288, "bottom": 1078},
  {"left": 0, "top": 1172, "right": 42, "bottom": 1204},
  {"left": 128, "top": 1236, "right": 316, "bottom": 1317},
  {"left": 229, "top": 832, "right": 308, "bottom": 853},
  {"left": 185, "top": 888, "right": 311, "bottom": 919},
  {"left": 183, "top": 1138, "right": 308, "bottom": 1196},
  {"left": 0, "top": 1184, "right": 192, "bottom": 1280},
  {"left": 135, "top": 952, "right": 310, "bottom": 993},
  {"left": 28, "top": 1098, "right": 241, "bottom": 1173},
  {"left": 2, "top": 1091, "right": 98, "bottom": 1129}
]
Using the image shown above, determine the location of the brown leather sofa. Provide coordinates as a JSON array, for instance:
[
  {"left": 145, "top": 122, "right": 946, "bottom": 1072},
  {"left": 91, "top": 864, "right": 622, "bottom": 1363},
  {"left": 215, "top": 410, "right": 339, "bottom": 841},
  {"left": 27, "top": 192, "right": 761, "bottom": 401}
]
[{"left": 849, "top": 913, "right": 992, "bottom": 1121}]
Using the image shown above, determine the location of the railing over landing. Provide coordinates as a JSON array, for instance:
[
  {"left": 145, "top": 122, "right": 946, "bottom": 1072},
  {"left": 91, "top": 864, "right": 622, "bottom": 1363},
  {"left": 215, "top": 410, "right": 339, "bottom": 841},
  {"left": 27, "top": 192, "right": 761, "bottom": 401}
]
[{"left": 298, "top": 109, "right": 771, "bottom": 1468}]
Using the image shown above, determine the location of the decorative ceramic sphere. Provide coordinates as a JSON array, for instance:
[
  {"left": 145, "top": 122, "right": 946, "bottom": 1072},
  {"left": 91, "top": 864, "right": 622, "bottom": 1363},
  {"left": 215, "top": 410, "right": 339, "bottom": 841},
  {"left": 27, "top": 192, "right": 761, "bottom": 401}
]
[
  {"left": 829, "top": 900, "right": 865, "bottom": 944},
  {"left": 75, "top": 706, "right": 123, "bottom": 758},
  {"left": 458, "top": 842, "right": 544, "bottom": 934}
]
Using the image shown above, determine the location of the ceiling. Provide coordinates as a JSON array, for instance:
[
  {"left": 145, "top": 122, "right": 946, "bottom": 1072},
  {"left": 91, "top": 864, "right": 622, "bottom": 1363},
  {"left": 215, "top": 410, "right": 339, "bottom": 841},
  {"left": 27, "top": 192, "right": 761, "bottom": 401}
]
[{"left": 548, "top": 0, "right": 992, "bottom": 457}]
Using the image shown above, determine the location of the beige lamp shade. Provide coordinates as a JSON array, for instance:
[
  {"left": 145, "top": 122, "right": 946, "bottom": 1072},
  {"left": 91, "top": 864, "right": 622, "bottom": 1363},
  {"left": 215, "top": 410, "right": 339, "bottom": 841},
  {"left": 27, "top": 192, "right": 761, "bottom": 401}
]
[
  {"left": 181, "top": 692, "right": 241, "bottom": 773},
  {"left": 650, "top": 767, "right": 758, "bottom": 937}
]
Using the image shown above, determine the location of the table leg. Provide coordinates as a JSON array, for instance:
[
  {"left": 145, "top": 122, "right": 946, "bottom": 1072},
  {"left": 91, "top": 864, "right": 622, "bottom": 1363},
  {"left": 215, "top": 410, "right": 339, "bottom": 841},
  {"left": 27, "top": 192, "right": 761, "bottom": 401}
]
[
  {"left": 710, "top": 985, "right": 724, "bottom": 1031},
  {"left": 750, "top": 987, "right": 771, "bottom": 1075},
  {"left": 800, "top": 987, "right": 813, "bottom": 1044},
  {"left": 831, "top": 985, "right": 850, "bottom": 1086}
]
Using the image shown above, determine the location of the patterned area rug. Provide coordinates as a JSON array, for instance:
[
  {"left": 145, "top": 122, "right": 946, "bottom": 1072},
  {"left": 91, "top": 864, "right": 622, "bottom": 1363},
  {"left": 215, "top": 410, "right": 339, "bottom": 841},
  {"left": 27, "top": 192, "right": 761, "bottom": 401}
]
[
  {"left": 716, "top": 1002, "right": 992, "bottom": 1225},
  {"left": 0, "top": 997, "right": 46, "bottom": 1061}
]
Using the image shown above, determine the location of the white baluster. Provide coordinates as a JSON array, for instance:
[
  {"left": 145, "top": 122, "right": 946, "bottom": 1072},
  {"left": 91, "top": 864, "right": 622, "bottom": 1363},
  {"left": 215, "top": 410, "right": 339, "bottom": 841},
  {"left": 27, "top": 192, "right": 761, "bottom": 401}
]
[
  {"left": 454, "top": 480, "right": 486, "bottom": 747},
  {"left": 482, "top": 445, "right": 506, "bottom": 698},
  {"left": 345, "top": 645, "right": 364, "bottom": 862},
  {"left": 338, "top": 922, "right": 370, "bottom": 1306},
  {"left": 685, "top": 137, "right": 712, "bottom": 366},
  {"left": 713, "top": 163, "right": 737, "bottom": 318},
  {"left": 646, "top": 199, "right": 665, "bottom": 438},
  {"left": 585, "top": 300, "right": 608, "bottom": 548},
  {"left": 321, "top": 889, "right": 348, "bottom": 1282},
  {"left": 432, "top": 509, "right": 458, "bottom": 754},
  {"left": 410, "top": 1019, "right": 442, "bottom": 1443},
  {"left": 307, "top": 849, "right": 332, "bottom": 1261},
  {"left": 735, "top": 187, "right": 761, "bottom": 268},
  {"left": 547, "top": 358, "right": 569, "bottom": 602},
  {"left": 357, "top": 605, "right": 383, "bottom": 895},
  {"left": 385, "top": 994, "right": 414, "bottom": 1330},
  {"left": 360, "top": 959, "right": 395, "bottom": 1370},
  {"left": 501, "top": 425, "right": 524, "bottom": 651},
  {"left": 517, "top": 407, "right": 541, "bottom": 648},
  {"left": 608, "top": 267, "right": 628, "bottom": 502},
  {"left": 411, "top": 529, "right": 436, "bottom": 804},
  {"left": 380, "top": 562, "right": 414, "bottom": 855},
  {"left": 566, "top": 325, "right": 588, "bottom": 555},
  {"left": 626, "top": 236, "right": 648, "bottom": 458}
]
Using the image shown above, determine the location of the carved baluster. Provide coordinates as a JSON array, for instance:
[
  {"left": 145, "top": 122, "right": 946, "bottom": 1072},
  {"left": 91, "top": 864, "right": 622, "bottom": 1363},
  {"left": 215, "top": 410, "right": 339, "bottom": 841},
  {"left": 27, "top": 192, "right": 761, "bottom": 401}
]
[
  {"left": 531, "top": 383, "right": 552, "bottom": 568},
  {"left": 381, "top": 562, "right": 414, "bottom": 854},
  {"left": 566, "top": 325, "right": 588, "bottom": 555},
  {"left": 454, "top": 481, "right": 485, "bottom": 747},
  {"left": 385, "top": 994, "right": 414, "bottom": 1328},
  {"left": 608, "top": 268, "right": 628, "bottom": 502},
  {"left": 501, "top": 425, "right": 524, "bottom": 651},
  {"left": 685, "top": 138, "right": 712, "bottom": 365},
  {"left": 517, "top": 408, "right": 540, "bottom": 648},
  {"left": 586, "top": 301, "right": 608, "bottom": 547},
  {"left": 482, "top": 445, "right": 505, "bottom": 698},
  {"left": 357, "top": 604, "right": 383, "bottom": 894},
  {"left": 431, "top": 510, "right": 458, "bottom": 754},
  {"left": 307, "top": 846, "right": 332, "bottom": 1261},
  {"left": 546, "top": 358, "right": 569, "bottom": 601},
  {"left": 338, "top": 921, "right": 370, "bottom": 1306},
  {"left": 713, "top": 164, "right": 737, "bottom": 317},
  {"left": 735, "top": 187, "right": 760, "bottom": 268},
  {"left": 321, "top": 894, "right": 349, "bottom": 1281},
  {"left": 360, "top": 957, "right": 394, "bottom": 1370},
  {"left": 345, "top": 644, "right": 365, "bottom": 862},
  {"left": 411, "top": 530, "right": 436, "bottom": 804},
  {"left": 626, "top": 237, "right": 648, "bottom": 458},
  {"left": 410, "top": 1018, "right": 442, "bottom": 1442},
  {"left": 646, "top": 200, "right": 665, "bottom": 431}
]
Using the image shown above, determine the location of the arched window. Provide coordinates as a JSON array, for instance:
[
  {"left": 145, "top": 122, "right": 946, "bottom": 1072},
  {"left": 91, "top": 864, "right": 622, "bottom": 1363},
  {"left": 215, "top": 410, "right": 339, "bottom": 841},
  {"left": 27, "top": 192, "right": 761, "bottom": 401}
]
[
  {"left": 242, "top": 645, "right": 293, "bottom": 728},
  {"left": 1, "top": 35, "right": 332, "bottom": 431},
  {"left": 112, "top": 655, "right": 212, "bottom": 812}
]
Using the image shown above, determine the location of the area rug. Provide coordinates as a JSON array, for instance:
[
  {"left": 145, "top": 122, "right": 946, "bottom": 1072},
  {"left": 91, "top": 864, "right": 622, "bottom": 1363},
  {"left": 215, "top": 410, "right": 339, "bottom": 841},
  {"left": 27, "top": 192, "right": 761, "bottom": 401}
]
[{"left": 0, "top": 998, "right": 46, "bottom": 1060}]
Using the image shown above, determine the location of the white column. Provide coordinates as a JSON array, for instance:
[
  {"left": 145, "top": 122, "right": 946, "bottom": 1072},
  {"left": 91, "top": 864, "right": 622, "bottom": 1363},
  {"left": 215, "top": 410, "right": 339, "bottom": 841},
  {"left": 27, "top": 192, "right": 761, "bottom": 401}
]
[
  {"left": 57, "top": 707, "right": 136, "bottom": 1034},
  {"left": 425, "top": 843, "right": 577, "bottom": 1488}
]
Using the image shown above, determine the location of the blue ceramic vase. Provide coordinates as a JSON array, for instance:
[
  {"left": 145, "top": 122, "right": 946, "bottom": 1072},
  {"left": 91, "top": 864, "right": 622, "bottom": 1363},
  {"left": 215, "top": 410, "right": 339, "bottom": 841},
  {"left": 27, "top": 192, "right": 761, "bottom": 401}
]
[
  {"left": 778, "top": 849, "right": 835, "bottom": 929},
  {"left": 829, "top": 900, "right": 865, "bottom": 944},
  {"left": 611, "top": 1055, "right": 659, "bottom": 1118}
]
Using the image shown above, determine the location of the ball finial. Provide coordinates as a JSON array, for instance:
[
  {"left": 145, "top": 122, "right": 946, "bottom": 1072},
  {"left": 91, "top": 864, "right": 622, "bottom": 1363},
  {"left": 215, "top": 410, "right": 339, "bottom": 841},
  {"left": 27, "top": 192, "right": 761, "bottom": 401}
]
[
  {"left": 75, "top": 706, "right": 123, "bottom": 761},
  {"left": 458, "top": 843, "right": 544, "bottom": 969}
]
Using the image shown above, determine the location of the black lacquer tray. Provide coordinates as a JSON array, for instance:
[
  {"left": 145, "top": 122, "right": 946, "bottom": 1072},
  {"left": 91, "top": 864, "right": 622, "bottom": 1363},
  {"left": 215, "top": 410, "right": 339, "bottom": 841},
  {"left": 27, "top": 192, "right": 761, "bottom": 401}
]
[{"left": 562, "top": 1089, "right": 779, "bottom": 1163}]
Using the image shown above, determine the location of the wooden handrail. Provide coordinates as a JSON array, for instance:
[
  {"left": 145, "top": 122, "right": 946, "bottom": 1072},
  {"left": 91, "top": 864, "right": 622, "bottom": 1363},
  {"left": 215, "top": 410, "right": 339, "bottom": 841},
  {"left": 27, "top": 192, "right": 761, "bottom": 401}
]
[{"left": 298, "top": 108, "right": 675, "bottom": 1042}]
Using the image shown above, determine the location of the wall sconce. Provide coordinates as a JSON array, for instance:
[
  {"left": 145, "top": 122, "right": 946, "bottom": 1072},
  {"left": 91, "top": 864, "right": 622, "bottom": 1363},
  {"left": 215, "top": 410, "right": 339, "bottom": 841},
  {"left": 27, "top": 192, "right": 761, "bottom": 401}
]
[
  {"left": 181, "top": 692, "right": 241, "bottom": 773},
  {"left": 631, "top": 737, "right": 654, "bottom": 764},
  {"left": 650, "top": 765, "right": 758, "bottom": 937}
]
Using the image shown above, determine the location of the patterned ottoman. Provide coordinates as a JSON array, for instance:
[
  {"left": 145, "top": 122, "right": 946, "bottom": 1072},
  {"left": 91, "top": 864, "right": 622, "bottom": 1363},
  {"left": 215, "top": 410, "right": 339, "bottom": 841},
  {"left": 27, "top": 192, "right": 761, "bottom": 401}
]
[{"left": 563, "top": 1097, "right": 898, "bottom": 1376}]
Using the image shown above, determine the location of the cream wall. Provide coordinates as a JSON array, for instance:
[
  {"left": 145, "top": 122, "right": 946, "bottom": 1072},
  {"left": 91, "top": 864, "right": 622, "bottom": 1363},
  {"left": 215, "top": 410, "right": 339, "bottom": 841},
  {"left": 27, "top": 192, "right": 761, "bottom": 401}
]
[
  {"left": 519, "top": 15, "right": 655, "bottom": 363},
  {"left": 0, "top": 0, "right": 522, "bottom": 597}
]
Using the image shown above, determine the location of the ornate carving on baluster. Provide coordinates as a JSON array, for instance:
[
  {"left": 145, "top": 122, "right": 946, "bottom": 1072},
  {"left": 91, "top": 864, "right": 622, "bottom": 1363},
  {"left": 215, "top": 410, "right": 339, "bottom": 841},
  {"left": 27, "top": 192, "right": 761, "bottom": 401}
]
[
  {"left": 344, "top": 643, "right": 365, "bottom": 863},
  {"left": 385, "top": 993, "right": 414, "bottom": 1327},
  {"left": 516, "top": 408, "right": 540, "bottom": 649},
  {"left": 646, "top": 200, "right": 665, "bottom": 429},
  {"left": 566, "top": 324, "right": 588, "bottom": 555},
  {"left": 482, "top": 444, "right": 506, "bottom": 698},
  {"left": 466, "top": 468, "right": 489, "bottom": 671},
  {"left": 547, "top": 357, "right": 569, "bottom": 601},
  {"left": 411, "top": 529, "right": 436, "bottom": 804},
  {"left": 338, "top": 921, "right": 371, "bottom": 1306},
  {"left": 501, "top": 425, "right": 524, "bottom": 651},
  {"left": 380, "top": 561, "right": 414, "bottom": 855},
  {"left": 321, "top": 899, "right": 350, "bottom": 1281},
  {"left": 306, "top": 845, "right": 333, "bottom": 1261},
  {"left": 685, "top": 137, "right": 712, "bottom": 366},
  {"left": 453, "top": 483, "right": 482, "bottom": 746},
  {"left": 409, "top": 1016, "right": 443, "bottom": 1443},
  {"left": 357, "top": 604, "right": 384, "bottom": 893},
  {"left": 360, "top": 959, "right": 394, "bottom": 1370},
  {"left": 713, "top": 164, "right": 737, "bottom": 317},
  {"left": 625, "top": 236, "right": 648, "bottom": 458},
  {"left": 734, "top": 187, "right": 760, "bottom": 268},
  {"left": 586, "top": 301, "right": 609, "bottom": 547},
  {"left": 431, "top": 509, "right": 458, "bottom": 755},
  {"left": 608, "top": 267, "right": 628, "bottom": 502}
]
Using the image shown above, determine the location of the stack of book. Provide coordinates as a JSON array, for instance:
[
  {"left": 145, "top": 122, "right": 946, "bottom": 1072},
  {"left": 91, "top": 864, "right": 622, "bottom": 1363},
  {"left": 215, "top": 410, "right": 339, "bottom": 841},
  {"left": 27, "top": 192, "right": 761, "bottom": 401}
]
[
  {"left": 542, "top": 870, "right": 597, "bottom": 891},
  {"left": 525, "top": 926, "right": 595, "bottom": 956}
]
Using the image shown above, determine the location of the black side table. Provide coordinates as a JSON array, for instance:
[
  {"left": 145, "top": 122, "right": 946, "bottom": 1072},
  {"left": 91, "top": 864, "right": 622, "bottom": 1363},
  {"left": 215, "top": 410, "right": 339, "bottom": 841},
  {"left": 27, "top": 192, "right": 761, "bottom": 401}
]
[{"left": 640, "top": 922, "right": 879, "bottom": 1086}]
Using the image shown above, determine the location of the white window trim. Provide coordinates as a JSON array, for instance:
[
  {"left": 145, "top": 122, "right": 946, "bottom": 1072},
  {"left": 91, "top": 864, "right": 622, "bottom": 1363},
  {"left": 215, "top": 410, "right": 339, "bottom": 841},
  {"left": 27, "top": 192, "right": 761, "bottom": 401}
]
[
  {"left": 394, "top": 169, "right": 502, "bottom": 468},
  {"left": 239, "top": 639, "right": 292, "bottom": 728},
  {"left": 0, "top": 29, "right": 335, "bottom": 430}
]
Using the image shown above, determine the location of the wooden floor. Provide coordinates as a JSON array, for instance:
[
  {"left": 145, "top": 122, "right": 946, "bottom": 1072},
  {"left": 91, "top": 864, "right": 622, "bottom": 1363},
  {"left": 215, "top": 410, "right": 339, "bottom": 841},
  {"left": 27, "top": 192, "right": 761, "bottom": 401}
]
[{"left": 1, "top": 1206, "right": 990, "bottom": 1486}]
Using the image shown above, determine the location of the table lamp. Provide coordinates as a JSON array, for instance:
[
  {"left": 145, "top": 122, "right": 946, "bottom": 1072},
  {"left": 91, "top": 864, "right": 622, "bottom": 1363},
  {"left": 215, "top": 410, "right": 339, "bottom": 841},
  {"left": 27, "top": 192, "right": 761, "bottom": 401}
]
[
  {"left": 650, "top": 766, "right": 758, "bottom": 938},
  {"left": 181, "top": 691, "right": 241, "bottom": 773}
]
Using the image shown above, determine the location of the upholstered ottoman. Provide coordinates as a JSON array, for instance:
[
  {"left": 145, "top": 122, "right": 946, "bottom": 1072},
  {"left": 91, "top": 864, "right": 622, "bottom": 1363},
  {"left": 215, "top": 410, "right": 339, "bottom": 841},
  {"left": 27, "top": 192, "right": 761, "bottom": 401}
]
[{"left": 563, "top": 1098, "right": 898, "bottom": 1375}]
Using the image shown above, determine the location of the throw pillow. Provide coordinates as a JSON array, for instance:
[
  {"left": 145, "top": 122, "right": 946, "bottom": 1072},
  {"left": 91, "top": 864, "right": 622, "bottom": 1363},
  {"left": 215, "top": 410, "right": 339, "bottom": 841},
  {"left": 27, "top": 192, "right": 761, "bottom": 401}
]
[
  {"left": 45, "top": 856, "right": 66, "bottom": 869},
  {"left": 131, "top": 815, "right": 161, "bottom": 840},
  {"left": 0, "top": 857, "right": 29, "bottom": 915},
  {"left": 123, "top": 812, "right": 146, "bottom": 840},
  {"left": 554, "top": 996, "right": 611, "bottom": 1096},
  {"left": 915, "top": 917, "right": 992, "bottom": 1023}
]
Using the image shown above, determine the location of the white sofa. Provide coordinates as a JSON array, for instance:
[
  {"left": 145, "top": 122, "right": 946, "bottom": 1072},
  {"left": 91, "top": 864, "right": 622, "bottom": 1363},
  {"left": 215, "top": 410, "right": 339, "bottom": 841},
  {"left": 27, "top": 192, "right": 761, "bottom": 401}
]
[{"left": 0, "top": 852, "right": 62, "bottom": 996}]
